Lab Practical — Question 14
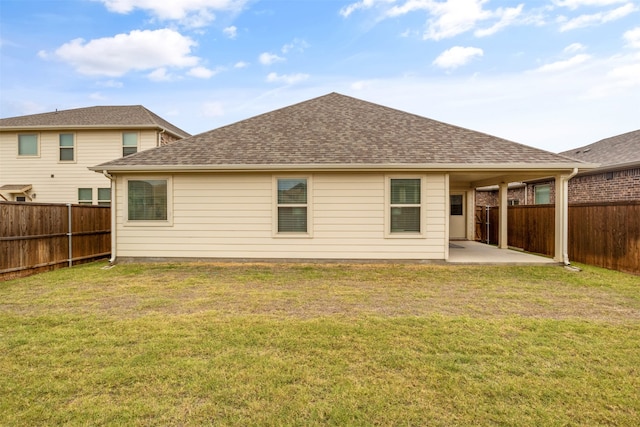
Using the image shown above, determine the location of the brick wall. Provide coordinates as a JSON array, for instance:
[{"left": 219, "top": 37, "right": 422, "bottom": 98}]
[
  {"left": 475, "top": 168, "right": 640, "bottom": 206},
  {"left": 568, "top": 168, "right": 640, "bottom": 203}
]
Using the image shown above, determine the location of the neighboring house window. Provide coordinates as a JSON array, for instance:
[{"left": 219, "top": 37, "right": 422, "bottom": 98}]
[
  {"left": 122, "top": 132, "right": 138, "bottom": 157},
  {"left": 59, "top": 134, "right": 74, "bottom": 161},
  {"left": 508, "top": 199, "right": 520, "bottom": 206},
  {"left": 450, "top": 195, "right": 463, "bottom": 216},
  {"left": 128, "top": 179, "right": 168, "bottom": 221},
  {"left": 98, "top": 188, "right": 111, "bottom": 206},
  {"left": 18, "top": 134, "right": 38, "bottom": 156},
  {"left": 78, "top": 188, "right": 93, "bottom": 205},
  {"left": 535, "top": 184, "right": 550, "bottom": 205},
  {"left": 390, "top": 178, "right": 421, "bottom": 233},
  {"left": 277, "top": 178, "right": 308, "bottom": 233},
  {"left": 15, "top": 196, "right": 26, "bottom": 202}
]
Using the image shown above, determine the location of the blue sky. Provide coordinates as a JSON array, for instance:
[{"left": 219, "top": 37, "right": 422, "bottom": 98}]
[{"left": 1, "top": 0, "right": 639, "bottom": 152}]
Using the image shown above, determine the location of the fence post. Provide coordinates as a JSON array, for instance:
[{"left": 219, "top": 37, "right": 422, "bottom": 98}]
[{"left": 67, "top": 203, "right": 72, "bottom": 267}]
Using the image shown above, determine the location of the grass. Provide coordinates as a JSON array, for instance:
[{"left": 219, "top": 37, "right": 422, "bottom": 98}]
[{"left": 1, "top": 261, "right": 639, "bottom": 426}]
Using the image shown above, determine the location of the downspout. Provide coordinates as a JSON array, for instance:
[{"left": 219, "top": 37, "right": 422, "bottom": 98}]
[
  {"left": 103, "top": 170, "right": 117, "bottom": 264},
  {"left": 562, "top": 168, "right": 579, "bottom": 265},
  {"left": 157, "top": 128, "right": 165, "bottom": 147}
]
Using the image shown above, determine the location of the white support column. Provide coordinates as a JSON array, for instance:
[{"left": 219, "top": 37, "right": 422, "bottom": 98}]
[
  {"left": 554, "top": 169, "right": 578, "bottom": 264},
  {"left": 466, "top": 189, "right": 475, "bottom": 241},
  {"left": 499, "top": 182, "right": 508, "bottom": 249}
]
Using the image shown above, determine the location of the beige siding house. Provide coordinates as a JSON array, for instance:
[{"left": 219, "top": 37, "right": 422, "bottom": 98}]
[
  {"left": 0, "top": 106, "right": 190, "bottom": 204},
  {"left": 91, "top": 93, "right": 593, "bottom": 263}
]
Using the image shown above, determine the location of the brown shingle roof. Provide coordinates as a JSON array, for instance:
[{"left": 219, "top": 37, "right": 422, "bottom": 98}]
[
  {"left": 560, "top": 129, "right": 640, "bottom": 168},
  {"left": 92, "top": 93, "right": 585, "bottom": 170},
  {"left": 0, "top": 105, "right": 191, "bottom": 138}
]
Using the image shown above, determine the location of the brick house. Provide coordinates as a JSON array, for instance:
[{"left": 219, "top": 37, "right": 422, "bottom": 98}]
[{"left": 477, "top": 129, "right": 640, "bottom": 205}]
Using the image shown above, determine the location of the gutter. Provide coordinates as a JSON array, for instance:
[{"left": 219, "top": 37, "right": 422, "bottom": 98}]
[
  {"left": 102, "top": 170, "right": 117, "bottom": 264},
  {"left": 89, "top": 162, "right": 596, "bottom": 173}
]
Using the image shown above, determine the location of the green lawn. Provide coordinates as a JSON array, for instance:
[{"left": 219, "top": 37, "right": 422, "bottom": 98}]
[{"left": 1, "top": 261, "right": 639, "bottom": 426}]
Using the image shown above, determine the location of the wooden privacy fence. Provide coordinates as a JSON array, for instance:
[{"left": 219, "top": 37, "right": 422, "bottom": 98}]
[
  {"left": 0, "top": 202, "right": 110, "bottom": 280},
  {"left": 476, "top": 202, "right": 640, "bottom": 275}
]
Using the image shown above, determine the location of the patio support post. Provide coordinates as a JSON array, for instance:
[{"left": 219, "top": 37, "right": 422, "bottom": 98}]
[
  {"left": 554, "top": 168, "right": 578, "bottom": 264},
  {"left": 498, "top": 182, "right": 508, "bottom": 249}
]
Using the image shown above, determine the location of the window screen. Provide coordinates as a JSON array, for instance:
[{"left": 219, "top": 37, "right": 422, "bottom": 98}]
[
  {"left": 277, "top": 178, "right": 307, "bottom": 233},
  {"left": 123, "top": 132, "right": 138, "bottom": 157},
  {"left": 390, "top": 179, "right": 421, "bottom": 233},
  {"left": 128, "top": 180, "right": 167, "bottom": 221},
  {"left": 59, "top": 134, "right": 74, "bottom": 161},
  {"left": 18, "top": 134, "right": 38, "bottom": 156}
]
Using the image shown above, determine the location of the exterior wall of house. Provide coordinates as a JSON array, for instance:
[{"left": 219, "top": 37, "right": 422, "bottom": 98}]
[
  {"left": 476, "top": 186, "right": 526, "bottom": 207},
  {"left": 113, "top": 172, "right": 449, "bottom": 260},
  {"left": 0, "top": 129, "right": 160, "bottom": 204},
  {"left": 568, "top": 168, "right": 640, "bottom": 203}
]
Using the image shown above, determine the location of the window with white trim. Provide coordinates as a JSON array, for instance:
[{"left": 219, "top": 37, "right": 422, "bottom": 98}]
[
  {"left": 277, "top": 178, "right": 308, "bottom": 233},
  {"left": 535, "top": 184, "right": 550, "bottom": 205},
  {"left": 390, "top": 178, "right": 421, "bottom": 233},
  {"left": 127, "top": 179, "right": 168, "bottom": 221},
  {"left": 18, "top": 134, "right": 38, "bottom": 156},
  {"left": 59, "top": 133, "right": 74, "bottom": 161},
  {"left": 122, "top": 132, "right": 138, "bottom": 157},
  {"left": 98, "top": 188, "right": 111, "bottom": 206},
  {"left": 78, "top": 188, "right": 93, "bottom": 205}
]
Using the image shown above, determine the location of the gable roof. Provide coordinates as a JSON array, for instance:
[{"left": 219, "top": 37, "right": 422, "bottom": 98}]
[
  {"left": 0, "top": 105, "right": 191, "bottom": 138},
  {"left": 560, "top": 129, "right": 640, "bottom": 170},
  {"left": 92, "top": 93, "right": 587, "bottom": 172}
]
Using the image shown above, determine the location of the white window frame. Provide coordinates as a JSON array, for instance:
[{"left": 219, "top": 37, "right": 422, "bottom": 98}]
[
  {"left": 78, "top": 188, "right": 93, "bottom": 205},
  {"left": 534, "top": 184, "right": 551, "bottom": 205},
  {"left": 97, "top": 187, "right": 111, "bottom": 206},
  {"left": 59, "top": 133, "right": 76, "bottom": 163},
  {"left": 17, "top": 133, "right": 39, "bottom": 157},
  {"left": 122, "top": 132, "right": 139, "bottom": 157},
  {"left": 272, "top": 175, "right": 313, "bottom": 238},
  {"left": 124, "top": 176, "right": 173, "bottom": 226},
  {"left": 385, "top": 175, "right": 425, "bottom": 238}
]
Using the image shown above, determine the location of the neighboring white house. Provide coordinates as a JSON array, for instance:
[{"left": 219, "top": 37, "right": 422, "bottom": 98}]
[
  {"left": 91, "top": 93, "right": 593, "bottom": 263},
  {"left": 0, "top": 106, "right": 190, "bottom": 204}
]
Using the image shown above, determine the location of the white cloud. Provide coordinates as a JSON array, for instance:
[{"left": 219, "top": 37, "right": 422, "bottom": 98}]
[
  {"left": 433, "top": 46, "right": 483, "bottom": 69},
  {"left": 552, "top": 0, "right": 629, "bottom": 10},
  {"left": 282, "top": 38, "right": 310, "bottom": 54},
  {"left": 187, "top": 66, "right": 220, "bottom": 79},
  {"left": 47, "top": 29, "right": 199, "bottom": 77},
  {"left": 339, "top": 0, "right": 388, "bottom": 18},
  {"left": 535, "top": 53, "right": 592, "bottom": 72},
  {"left": 341, "top": 0, "right": 525, "bottom": 40},
  {"left": 97, "top": 0, "right": 248, "bottom": 28},
  {"left": 97, "top": 79, "right": 124, "bottom": 88},
  {"left": 586, "top": 53, "right": 640, "bottom": 97},
  {"left": 89, "top": 92, "right": 107, "bottom": 100},
  {"left": 564, "top": 42, "right": 586, "bottom": 53},
  {"left": 147, "top": 67, "right": 175, "bottom": 81},
  {"left": 202, "top": 101, "right": 225, "bottom": 117},
  {"left": 266, "top": 72, "right": 310, "bottom": 84},
  {"left": 559, "top": 3, "right": 637, "bottom": 31},
  {"left": 259, "top": 52, "right": 285, "bottom": 65},
  {"left": 624, "top": 27, "right": 640, "bottom": 48},
  {"left": 234, "top": 61, "right": 249, "bottom": 68},
  {"left": 223, "top": 26, "right": 237, "bottom": 39},
  {"left": 474, "top": 4, "right": 524, "bottom": 37}
]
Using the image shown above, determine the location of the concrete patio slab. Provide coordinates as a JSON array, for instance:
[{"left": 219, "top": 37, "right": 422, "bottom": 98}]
[{"left": 448, "top": 241, "right": 559, "bottom": 265}]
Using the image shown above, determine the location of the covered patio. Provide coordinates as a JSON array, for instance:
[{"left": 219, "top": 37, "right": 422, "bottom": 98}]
[{"left": 447, "top": 241, "right": 557, "bottom": 265}]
